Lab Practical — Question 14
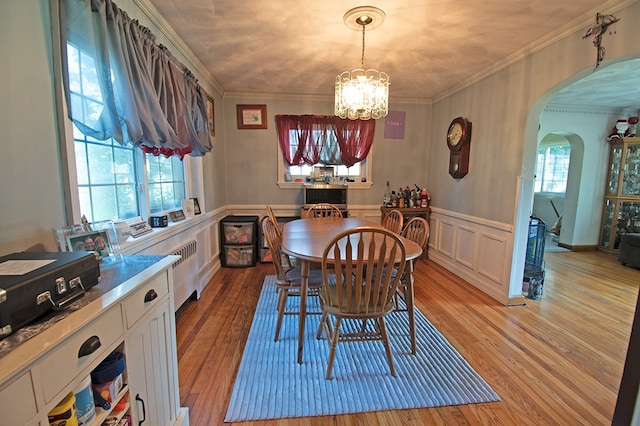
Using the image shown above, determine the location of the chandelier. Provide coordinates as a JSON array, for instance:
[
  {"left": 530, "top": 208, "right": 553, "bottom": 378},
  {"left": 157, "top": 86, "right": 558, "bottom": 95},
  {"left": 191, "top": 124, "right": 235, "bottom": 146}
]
[{"left": 335, "top": 6, "right": 389, "bottom": 120}]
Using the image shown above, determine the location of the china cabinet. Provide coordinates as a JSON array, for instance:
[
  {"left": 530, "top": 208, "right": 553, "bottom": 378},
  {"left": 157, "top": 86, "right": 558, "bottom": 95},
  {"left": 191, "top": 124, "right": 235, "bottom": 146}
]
[{"left": 599, "top": 137, "right": 640, "bottom": 251}]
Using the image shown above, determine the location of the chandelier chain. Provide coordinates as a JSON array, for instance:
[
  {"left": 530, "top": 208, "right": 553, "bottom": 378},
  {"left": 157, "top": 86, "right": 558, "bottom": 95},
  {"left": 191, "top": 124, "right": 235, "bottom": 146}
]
[{"left": 361, "top": 25, "right": 366, "bottom": 69}]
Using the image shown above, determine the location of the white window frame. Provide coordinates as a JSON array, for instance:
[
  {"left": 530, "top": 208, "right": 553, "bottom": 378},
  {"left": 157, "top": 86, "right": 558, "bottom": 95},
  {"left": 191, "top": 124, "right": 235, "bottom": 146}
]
[
  {"left": 61, "top": 42, "right": 198, "bottom": 225},
  {"left": 534, "top": 141, "right": 571, "bottom": 194},
  {"left": 277, "top": 154, "right": 372, "bottom": 189}
]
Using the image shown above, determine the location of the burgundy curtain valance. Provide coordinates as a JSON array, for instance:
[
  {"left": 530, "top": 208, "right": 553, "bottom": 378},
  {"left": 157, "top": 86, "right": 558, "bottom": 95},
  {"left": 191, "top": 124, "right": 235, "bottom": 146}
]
[{"left": 275, "top": 115, "right": 375, "bottom": 168}]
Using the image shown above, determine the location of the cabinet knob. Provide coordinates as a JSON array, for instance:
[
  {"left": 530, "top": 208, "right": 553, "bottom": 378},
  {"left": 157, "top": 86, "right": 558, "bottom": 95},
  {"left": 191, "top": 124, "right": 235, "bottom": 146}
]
[
  {"left": 144, "top": 289, "right": 158, "bottom": 303},
  {"left": 78, "top": 335, "right": 101, "bottom": 358}
]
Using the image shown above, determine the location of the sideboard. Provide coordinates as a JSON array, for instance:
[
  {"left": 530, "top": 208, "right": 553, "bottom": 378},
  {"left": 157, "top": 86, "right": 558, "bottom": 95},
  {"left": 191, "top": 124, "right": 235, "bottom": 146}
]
[{"left": 0, "top": 255, "right": 188, "bottom": 425}]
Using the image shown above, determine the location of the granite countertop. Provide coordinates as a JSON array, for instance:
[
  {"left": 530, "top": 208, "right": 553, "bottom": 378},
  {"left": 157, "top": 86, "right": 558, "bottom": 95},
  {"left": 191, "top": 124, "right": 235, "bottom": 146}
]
[{"left": 0, "top": 254, "right": 167, "bottom": 360}]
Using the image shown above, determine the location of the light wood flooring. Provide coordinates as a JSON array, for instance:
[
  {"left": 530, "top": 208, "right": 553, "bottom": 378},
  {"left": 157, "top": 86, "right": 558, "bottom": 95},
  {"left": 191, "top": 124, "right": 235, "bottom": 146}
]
[{"left": 175, "top": 250, "right": 639, "bottom": 425}]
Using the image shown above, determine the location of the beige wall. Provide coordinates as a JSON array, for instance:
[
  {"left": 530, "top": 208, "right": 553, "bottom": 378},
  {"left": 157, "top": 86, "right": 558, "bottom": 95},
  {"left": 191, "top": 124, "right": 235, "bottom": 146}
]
[{"left": 221, "top": 95, "right": 432, "bottom": 207}]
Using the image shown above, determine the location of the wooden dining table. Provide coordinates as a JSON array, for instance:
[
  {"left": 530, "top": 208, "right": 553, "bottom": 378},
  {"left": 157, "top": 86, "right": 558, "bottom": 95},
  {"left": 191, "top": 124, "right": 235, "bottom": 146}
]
[{"left": 281, "top": 217, "right": 423, "bottom": 363}]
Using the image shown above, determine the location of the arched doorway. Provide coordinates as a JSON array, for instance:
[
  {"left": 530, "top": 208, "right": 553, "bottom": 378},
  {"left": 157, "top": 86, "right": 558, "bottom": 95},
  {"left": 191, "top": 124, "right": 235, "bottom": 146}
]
[{"left": 510, "top": 57, "right": 640, "bottom": 299}]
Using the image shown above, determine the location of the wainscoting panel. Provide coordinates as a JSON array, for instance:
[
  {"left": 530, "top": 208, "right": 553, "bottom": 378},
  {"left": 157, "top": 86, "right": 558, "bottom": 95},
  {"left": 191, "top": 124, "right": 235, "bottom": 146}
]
[
  {"left": 428, "top": 208, "right": 513, "bottom": 305},
  {"left": 226, "top": 205, "right": 516, "bottom": 305},
  {"left": 477, "top": 232, "right": 508, "bottom": 285},
  {"left": 437, "top": 219, "right": 456, "bottom": 259},
  {"left": 455, "top": 226, "right": 477, "bottom": 269}
]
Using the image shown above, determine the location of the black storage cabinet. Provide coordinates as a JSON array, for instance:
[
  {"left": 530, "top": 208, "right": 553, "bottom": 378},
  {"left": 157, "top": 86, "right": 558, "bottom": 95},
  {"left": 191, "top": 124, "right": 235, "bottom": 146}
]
[
  {"left": 219, "top": 215, "right": 259, "bottom": 267},
  {"left": 523, "top": 215, "right": 546, "bottom": 297},
  {"left": 259, "top": 215, "right": 300, "bottom": 262}
]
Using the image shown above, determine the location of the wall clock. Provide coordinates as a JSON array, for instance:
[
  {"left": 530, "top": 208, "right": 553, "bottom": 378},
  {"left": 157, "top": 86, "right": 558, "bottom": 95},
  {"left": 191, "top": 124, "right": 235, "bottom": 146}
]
[{"left": 446, "top": 117, "right": 472, "bottom": 178}]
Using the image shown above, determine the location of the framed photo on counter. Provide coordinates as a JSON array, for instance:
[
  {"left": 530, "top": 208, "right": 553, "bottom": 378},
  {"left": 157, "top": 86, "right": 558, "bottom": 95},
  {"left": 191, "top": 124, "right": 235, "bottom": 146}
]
[{"left": 67, "top": 230, "right": 111, "bottom": 260}]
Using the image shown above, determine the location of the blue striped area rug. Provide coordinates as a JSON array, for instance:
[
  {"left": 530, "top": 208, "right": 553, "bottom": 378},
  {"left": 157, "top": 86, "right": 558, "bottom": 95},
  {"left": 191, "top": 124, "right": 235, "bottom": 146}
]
[{"left": 224, "top": 275, "right": 500, "bottom": 422}]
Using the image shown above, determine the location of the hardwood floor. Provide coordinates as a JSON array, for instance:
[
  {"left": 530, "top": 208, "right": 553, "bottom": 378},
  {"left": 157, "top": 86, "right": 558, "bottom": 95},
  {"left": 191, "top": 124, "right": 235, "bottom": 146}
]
[{"left": 175, "top": 250, "right": 639, "bottom": 425}]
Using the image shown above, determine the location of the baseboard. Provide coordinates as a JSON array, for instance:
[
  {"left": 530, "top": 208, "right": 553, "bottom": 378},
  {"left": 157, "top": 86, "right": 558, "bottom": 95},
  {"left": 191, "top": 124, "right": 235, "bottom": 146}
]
[
  {"left": 507, "top": 295, "right": 526, "bottom": 306},
  {"left": 175, "top": 407, "right": 190, "bottom": 425},
  {"left": 557, "top": 243, "right": 598, "bottom": 251}
]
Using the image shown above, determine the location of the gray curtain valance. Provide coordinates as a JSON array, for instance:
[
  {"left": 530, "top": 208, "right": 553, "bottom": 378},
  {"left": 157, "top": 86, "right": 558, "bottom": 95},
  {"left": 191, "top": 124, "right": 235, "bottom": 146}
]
[{"left": 59, "top": 0, "right": 212, "bottom": 158}]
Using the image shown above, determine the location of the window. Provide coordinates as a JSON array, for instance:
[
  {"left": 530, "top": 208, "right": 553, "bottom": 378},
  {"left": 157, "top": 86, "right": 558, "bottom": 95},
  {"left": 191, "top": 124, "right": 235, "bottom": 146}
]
[
  {"left": 275, "top": 115, "right": 372, "bottom": 187},
  {"left": 534, "top": 143, "right": 570, "bottom": 193},
  {"left": 280, "top": 131, "right": 369, "bottom": 185},
  {"left": 67, "top": 43, "right": 185, "bottom": 223},
  {"left": 285, "top": 132, "right": 364, "bottom": 180}
]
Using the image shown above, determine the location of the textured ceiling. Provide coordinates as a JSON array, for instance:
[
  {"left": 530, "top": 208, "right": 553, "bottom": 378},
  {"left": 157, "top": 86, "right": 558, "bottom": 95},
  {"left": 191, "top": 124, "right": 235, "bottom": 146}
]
[{"left": 147, "top": 0, "right": 638, "bottom": 107}]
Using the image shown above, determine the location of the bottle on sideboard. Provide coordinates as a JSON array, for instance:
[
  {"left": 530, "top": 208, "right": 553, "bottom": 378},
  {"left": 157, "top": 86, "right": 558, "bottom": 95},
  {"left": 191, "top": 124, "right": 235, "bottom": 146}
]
[{"left": 383, "top": 181, "right": 391, "bottom": 206}]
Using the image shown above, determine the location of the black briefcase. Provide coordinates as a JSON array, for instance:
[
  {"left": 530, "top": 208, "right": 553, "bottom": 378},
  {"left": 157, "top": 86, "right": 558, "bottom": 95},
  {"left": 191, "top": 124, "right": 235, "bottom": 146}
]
[{"left": 0, "top": 251, "right": 101, "bottom": 339}]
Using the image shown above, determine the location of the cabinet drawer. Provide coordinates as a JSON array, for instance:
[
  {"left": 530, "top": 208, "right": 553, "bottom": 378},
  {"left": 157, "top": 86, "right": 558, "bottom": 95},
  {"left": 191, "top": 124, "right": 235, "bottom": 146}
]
[
  {"left": 0, "top": 371, "right": 38, "bottom": 425},
  {"left": 223, "top": 246, "right": 256, "bottom": 267},
  {"left": 222, "top": 222, "right": 255, "bottom": 244},
  {"left": 39, "top": 305, "right": 123, "bottom": 404},
  {"left": 122, "top": 272, "right": 169, "bottom": 329}
]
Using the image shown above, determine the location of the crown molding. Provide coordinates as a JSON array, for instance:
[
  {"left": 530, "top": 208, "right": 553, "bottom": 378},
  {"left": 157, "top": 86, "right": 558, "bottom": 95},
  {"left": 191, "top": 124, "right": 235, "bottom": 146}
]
[
  {"left": 543, "top": 104, "right": 637, "bottom": 116},
  {"left": 132, "top": 0, "right": 224, "bottom": 97},
  {"left": 432, "top": 0, "right": 637, "bottom": 104}
]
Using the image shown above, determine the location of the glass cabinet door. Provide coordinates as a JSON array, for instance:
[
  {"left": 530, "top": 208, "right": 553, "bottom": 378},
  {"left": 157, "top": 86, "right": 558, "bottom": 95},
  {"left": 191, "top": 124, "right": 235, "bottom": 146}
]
[
  {"left": 607, "top": 144, "right": 622, "bottom": 196},
  {"left": 600, "top": 200, "right": 615, "bottom": 248},
  {"left": 617, "top": 200, "right": 640, "bottom": 236},
  {"left": 622, "top": 142, "right": 640, "bottom": 196}
]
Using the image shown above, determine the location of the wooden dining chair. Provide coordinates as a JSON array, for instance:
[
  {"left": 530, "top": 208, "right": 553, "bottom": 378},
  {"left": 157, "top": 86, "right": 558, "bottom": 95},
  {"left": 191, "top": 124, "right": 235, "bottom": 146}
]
[
  {"left": 382, "top": 209, "right": 404, "bottom": 234},
  {"left": 397, "top": 217, "right": 430, "bottom": 302},
  {"left": 401, "top": 217, "right": 429, "bottom": 253},
  {"left": 303, "top": 203, "right": 343, "bottom": 219},
  {"left": 316, "top": 226, "right": 407, "bottom": 379},
  {"left": 262, "top": 217, "right": 324, "bottom": 341},
  {"left": 266, "top": 205, "right": 281, "bottom": 235}
]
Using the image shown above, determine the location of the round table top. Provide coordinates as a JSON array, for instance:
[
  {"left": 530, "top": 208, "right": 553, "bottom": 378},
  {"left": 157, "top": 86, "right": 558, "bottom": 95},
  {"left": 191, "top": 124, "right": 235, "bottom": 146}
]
[{"left": 281, "top": 218, "right": 422, "bottom": 263}]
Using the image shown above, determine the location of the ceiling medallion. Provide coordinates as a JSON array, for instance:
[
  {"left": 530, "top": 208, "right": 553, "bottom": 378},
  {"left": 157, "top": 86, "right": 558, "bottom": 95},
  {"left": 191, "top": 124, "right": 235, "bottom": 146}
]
[{"left": 334, "top": 6, "right": 389, "bottom": 120}]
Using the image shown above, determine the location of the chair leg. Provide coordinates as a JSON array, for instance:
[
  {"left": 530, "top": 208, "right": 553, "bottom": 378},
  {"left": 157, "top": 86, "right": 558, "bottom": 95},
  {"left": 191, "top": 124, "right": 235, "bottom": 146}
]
[
  {"left": 378, "top": 318, "right": 396, "bottom": 377},
  {"left": 316, "top": 311, "right": 329, "bottom": 339},
  {"left": 326, "top": 317, "right": 342, "bottom": 380},
  {"left": 274, "top": 288, "right": 288, "bottom": 342}
]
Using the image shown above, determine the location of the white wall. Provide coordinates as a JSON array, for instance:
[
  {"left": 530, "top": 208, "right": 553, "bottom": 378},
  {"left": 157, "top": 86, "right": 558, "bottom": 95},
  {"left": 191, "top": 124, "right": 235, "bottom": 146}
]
[{"left": 0, "top": 0, "right": 65, "bottom": 255}]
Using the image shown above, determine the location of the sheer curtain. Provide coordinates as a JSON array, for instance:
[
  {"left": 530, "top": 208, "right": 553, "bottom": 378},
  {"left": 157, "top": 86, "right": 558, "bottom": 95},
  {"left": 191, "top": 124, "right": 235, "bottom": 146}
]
[
  {"left": 276, "top": 115, "right": 375, "bottom": 167},
  {"left": 59, "top": 0, "right": 211, "bottom": 158}
]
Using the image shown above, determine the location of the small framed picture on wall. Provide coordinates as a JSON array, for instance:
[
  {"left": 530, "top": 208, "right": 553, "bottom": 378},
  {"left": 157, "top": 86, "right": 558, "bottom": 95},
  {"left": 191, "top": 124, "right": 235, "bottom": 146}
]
[{"left": 236, "top": 104, "right": 267, "bottom": 129}]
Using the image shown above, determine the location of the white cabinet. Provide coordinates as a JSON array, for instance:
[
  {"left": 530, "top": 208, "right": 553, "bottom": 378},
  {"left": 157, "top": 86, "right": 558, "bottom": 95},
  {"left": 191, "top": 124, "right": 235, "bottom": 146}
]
[
  {"left": 127, "top": 298, "right": 176, "bottom": 425},
  {"left": 0, "top": 372, "right": 38, "bottom": 425},
  {"left": 0, "top": 256, "right": 188, "bottom": 426}
]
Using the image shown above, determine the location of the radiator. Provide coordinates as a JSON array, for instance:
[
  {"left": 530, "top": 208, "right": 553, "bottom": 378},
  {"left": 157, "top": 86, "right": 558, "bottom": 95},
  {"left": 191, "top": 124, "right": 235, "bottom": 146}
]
[{"left": 170, "top": 240, "right": 199, "bottom": 310}]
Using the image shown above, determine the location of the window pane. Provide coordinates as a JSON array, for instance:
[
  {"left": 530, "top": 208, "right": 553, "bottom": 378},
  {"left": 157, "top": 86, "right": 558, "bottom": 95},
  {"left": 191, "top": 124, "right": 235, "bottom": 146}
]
[
  {"left": 146, "top": 154, "right": 186, "bottom": 214},
  {"left": 75, "top": 142, "right": 89, "bottom": 185},
  {"left": 91, "top": 185, "right": 118, "bottom": 221},
  {"left": 148, "top": 183, "right": 163, "bottom": 213},
  {"left": 114, "top": 146, "right": 135, "bottom": 184},
  {"left": 87, "top": 144, "right": 116, "bottom": 185},
  {"left": 78, "top": 186, "right": 92, "bottom": 222},
  {"left": 534, "top": 144, "right": 570, "bottom": 193},
  {"left": 116, "top": 184, "right": 139, "bottom": 219}
]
